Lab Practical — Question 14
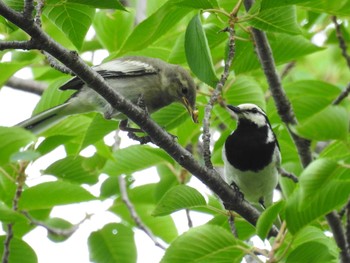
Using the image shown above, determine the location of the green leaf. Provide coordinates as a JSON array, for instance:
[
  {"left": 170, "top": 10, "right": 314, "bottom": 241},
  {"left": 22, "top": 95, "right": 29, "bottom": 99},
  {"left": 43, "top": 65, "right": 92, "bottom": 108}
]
[
  {"left": 153, "top": 185, "right": 206, "bottom": 216},
  {"left": 103, "top": 145, "right": 173, "bottom": 176},
  {"left": 0, "top": 127, "right": 36, "bottom": 165},
  {"left": 0, "top": 236, "right": 37, "bottom": 263},
  {"left": 88, "top": 223, "right": 136, "bottom": 263},
  {"left": 256, "top": 201, "right": 284, "bottom": 240},
  {"left": 0, "top": 203, "right": 27, "bottom": 224},
  {"left": 296, "top": 105, "right": 349, "bottom": 141},
  {"left": 119, "top": 1, "right": 192, "bottom": 55},
  {"left": 2, "top": 0, "right": 24, "bottom": 11},
  {"left": 0, "top": 62, "right": 30, "bottom": 87},
  {"left": 68, "top": 0, "right": 126, "bottom": 10},
  {"left": 93, "top": 10, "right": 133, "bottom": 52},
  {"left": 248, "top": 3, "right": 301, "bottom": 35},
  {"left": 224, "top": 75, "right": 266, "bottom": 109},
  {"left": 161, "top": 225, "right": 248, "bottom": 263},
  {"left": 286, "top": 242, "right": 336, "bottom": 263},
  {"left": 151, "top": 103, "right": 192, "bottom": 131},
  {"left": 185, "top": 14, "right": 218, "bottom": 87},
  {"left": 110, "top": 184, "right": 178, "bottom": 243},
  {"left": 45, "top": 217, "right": 74, "bottom": 242},
  {"left": 173, "top": 0, "right": 217, "bottom": 9},
  {"left": 43, "top": 0, "right": 95, "bottom": 50},
  {"left": 19, "top": 181, "right": 96, "bottom": 210},
  {"left": 286, "top": 158, "right": 350, "bottom": 234},
  {"left": 44, "top": 156, "right": 99, "bottom": 185},
  {"left": 234, "top": 33, "right": 322, "bottom": 74}
]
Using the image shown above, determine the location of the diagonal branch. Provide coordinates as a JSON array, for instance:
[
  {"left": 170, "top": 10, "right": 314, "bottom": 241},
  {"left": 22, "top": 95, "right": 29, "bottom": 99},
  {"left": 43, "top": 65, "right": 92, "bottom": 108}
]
[
  {"left": 5, "top": 76, "right": 47, "bottom": 95},
  {"left": 331, "top": 16, "right": 350, "bottom": 69},
  {"left": 0, "top": 1, "right": 277, "bottom": 236}
]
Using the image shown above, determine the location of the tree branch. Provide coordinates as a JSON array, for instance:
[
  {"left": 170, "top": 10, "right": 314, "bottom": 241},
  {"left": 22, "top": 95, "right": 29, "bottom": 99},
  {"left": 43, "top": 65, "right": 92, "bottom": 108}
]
[
  {"left": 202, "top": 26, "right": 235, "bottom": 169},
  {"left": 0, "top": 40, "right": 38, "bottom": 51},
  {"left": 5, "top": 76, "right": 47, "bottom": 95},
  {"left": 118, "top": 176, "right": 166, "bottom": 250},
  {"left": 331, "top": 16, "right": 350, "bottom": 69},
  {"left": 0, "top": 1, "right": 277, "bottom": 236},
  {"left": 326, "top": 212, "right": 350, "bottom": 263}
]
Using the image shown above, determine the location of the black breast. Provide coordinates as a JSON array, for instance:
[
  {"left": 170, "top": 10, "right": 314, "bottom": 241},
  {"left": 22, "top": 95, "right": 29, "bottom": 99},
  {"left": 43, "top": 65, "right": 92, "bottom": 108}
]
[{"left": 225, "top": 119, "right": 276, "bottom": 172}]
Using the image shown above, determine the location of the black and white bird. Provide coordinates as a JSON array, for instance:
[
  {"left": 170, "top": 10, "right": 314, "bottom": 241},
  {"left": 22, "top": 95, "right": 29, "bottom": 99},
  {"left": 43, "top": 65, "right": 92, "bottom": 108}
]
[
  {"left": 16, "top": 56, "right": 198, "bottom": 134},
  {"left": 222, "top": 103, "right": 281, "bottom": 209}
]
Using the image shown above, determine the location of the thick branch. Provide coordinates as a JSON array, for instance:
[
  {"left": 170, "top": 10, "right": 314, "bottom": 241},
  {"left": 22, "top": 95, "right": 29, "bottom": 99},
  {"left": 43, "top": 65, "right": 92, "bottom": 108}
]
[
  {"left": 243, "top": 0, "right": 312, "bottom": 168},
  {"left": 0, "top": 40, "right": 37, "bottom": 50},
  {"left": 5, "top": 76, "right": 47, "bottom": 95},
  {"left": 0, "top": 1, "right": 277, "bottom": 236},
  {"left": 326, "top": 212, "right": 350, "bottom": 263}
]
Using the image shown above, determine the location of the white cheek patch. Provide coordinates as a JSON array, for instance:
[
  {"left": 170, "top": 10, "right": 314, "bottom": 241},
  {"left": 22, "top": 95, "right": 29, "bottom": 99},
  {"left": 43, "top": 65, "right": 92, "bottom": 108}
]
[{"left": 245, "top": 113, "right": 266, "bottom": 127}]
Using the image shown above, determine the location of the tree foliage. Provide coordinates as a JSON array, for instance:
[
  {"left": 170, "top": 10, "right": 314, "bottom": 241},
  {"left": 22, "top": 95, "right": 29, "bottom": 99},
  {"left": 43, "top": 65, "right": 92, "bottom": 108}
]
[{"left": 1, "top": 0, "right": 350, "bottom": 262}]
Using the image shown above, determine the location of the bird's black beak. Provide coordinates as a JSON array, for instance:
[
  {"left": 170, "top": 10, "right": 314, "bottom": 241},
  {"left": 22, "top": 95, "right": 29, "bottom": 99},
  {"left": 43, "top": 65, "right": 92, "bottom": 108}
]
[{"left": 227, "top": 105, "right": 241, "bottom": 114}]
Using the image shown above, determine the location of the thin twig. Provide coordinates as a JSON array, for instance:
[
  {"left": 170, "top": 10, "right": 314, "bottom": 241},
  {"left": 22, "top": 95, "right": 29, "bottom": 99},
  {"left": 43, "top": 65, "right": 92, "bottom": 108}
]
[
  {"left": 43, "top": 51, "right": 74, "bottom": 75},
  {"left": 5, "top": 76, "right": 47, "bottom": 95},
  {"left": 118, "top": 176, "right": 166, "bottom": 250},
  {"left": 228, "top": 212, "right": 238, "bottom": 237},
  {"left": 333, "top": 82, "right": 350, "bottom": 105},
  {"left": 2, "top": 162, "right": 27, "bottom": 263},
  {"left": 280, "top": 61, "right": 296, "bottom": 79},
  {"left": 186, "top": 209, "right": 193, "bottom": 228},
  {"left": 268, "top": 221, "right": 287, "bottom": 262},
  {"left": 326, "top": 211, "right": 350, "bottom": 263},
  {"left": 34, "top": 0, "right": 44, "bottom": 26},
  {"left": 278, "top": 167, "right": 298, "bottom": 183},
  {"left": 202, "top": 26, "right": 235, "bottom": 169},
  {"left": 331, "top": 16, "right": 350, "bottom": 69},
  {"left": 22, "top": 211, "right": 90, "bottom": 238}
]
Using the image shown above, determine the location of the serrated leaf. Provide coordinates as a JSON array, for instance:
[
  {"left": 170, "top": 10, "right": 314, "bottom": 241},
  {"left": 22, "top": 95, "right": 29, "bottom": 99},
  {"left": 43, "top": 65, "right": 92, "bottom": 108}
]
[
  {"left": 234, "top": 33, "right": 322, "bottom": 74},
  {"left": 185, "top": 14, "right": 218, "bottom": 87},
  {"left": 119, "top": 1, "right": 192, "bottom": 55},
  {"left": 161, "top": 225, "right": 248, "bottom": 263},
  {"left": 0, "top": 127, "right": 36, "bottom": 165},
  {"left": 19, "top": 181, "right": 96, "bottom": 210},
  {"left": 248, "top": 4, "right": 301, "bottom": 35},
  {"left": 286, "top": 242, "right": 336, "bottom": 263},
  {"left": 296, "top": 105, "right": 349, "bottom": 141},
  {"left": 153, "top": 185, "right": 206, "bottom": 216},
  {"left": 44, "top": 156, "right": 99, "bottom": 185},
  {"left": 68, "top": 0, "right": 126, "bottom": 10},
  {"left": 256, "top": 201, "right": 284, "bottom": 240},
  {"left": 286, "top": 158, "right": 350, "bottom": 234},
  {"left": 0, "top": 236, "right": 37, "bottom": 263},
  {"left": 43, "top": 0, "right": 95, "bottom": 50},
  {"left": 93, "top": 10, "right": 133, "bottom": 52},
  {"left": 88, "top": 223, "right": 136, "bottom": 263},
  {"left": 103, "top": 145, "right": 173, "bottom": 176}
]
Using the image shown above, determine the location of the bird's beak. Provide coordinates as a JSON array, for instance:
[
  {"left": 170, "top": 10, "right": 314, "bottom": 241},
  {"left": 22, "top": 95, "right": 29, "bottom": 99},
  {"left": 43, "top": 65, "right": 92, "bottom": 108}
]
[
  {"left": 182, "top": 97, "right": 198, "bottom": 123},
  {"left": 227, "top": 105, "right": 241, "bottom": 114}
]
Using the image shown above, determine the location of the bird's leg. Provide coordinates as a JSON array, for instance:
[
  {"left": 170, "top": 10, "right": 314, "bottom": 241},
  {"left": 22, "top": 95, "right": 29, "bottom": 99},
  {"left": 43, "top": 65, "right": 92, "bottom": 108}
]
[
  {"left": 259, "top": 197, "right": 266, "bottom": 210},
  {"left": 230, "top": 182, "right": 244, "bottom": 201},
  {"left": 118, "top": 94, "right": 153, "bottom": 144}
]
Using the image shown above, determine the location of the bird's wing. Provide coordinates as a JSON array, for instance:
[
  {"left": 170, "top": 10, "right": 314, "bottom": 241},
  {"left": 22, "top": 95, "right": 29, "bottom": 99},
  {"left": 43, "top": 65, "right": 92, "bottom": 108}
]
[{"left": 60, "top": 59, "right": 158, "bottom": 91}]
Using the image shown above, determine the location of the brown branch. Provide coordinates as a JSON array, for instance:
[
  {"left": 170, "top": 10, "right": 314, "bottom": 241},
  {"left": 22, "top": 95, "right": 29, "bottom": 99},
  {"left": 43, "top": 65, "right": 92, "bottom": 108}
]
[
  {"left": 5, "top": 76, "right": 47, "bottom": 95},
  {"left": 2, "top": 163, "right": 27, "bottom": 263},
  {"left": 331, "top": 16, "right": 350, "bottom": 69},
  {"left": 23, "top": 0, "right": 34, "bottom": 19},
  {"left": 0, "top": 1, "right": 277, "bottom": 236},
  {"left": 278, "top": 167, "right": 298, "bottom": 183},
  {"left": 118, "top": 176, "right": 166, "bottom": 249},
  {"left": 0, "top": 40, "right": 37, "bottom": 50},
  {"left": 333, "top": 82, "right": 350, "bottom": 105},
  {"left": 202, "top": 26, "right": 235, "bottom": 169},
  {"left": 326, "top": 212, "right": 350, "bottom": 263}
]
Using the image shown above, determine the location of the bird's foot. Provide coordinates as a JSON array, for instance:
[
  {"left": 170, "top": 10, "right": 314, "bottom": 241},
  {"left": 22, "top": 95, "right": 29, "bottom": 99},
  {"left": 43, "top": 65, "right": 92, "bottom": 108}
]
[
  {"left": 137, "top": 94, "right": 149, "bottom": 115},
  {"left": 230, "top": 182, "right": 244, "bottom": 202}
]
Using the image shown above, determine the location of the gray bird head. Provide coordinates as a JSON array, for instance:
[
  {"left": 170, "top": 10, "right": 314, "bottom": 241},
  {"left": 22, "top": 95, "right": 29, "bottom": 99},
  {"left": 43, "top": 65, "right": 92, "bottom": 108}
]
[
  {"left": 164, "top": 65, "right": 198, "bottom": 123},
  {"left": 227, "top": 103, "right": 268, "bottom": 127}
]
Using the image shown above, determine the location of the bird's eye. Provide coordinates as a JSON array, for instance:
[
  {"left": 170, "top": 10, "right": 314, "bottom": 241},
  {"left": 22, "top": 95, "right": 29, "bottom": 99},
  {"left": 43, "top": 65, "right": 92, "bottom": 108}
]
[
  {"left": 182, "top": 87, "right": 188, "bottom": 94},
  {"left": 251, "top": 108, "right": 258, "bottom": 114}
]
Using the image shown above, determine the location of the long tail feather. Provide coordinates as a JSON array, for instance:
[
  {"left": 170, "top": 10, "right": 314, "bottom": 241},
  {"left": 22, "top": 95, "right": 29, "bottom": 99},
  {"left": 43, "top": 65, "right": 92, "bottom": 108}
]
[{"left": 16, "top": 102, "right": 71, "bottom": 134}]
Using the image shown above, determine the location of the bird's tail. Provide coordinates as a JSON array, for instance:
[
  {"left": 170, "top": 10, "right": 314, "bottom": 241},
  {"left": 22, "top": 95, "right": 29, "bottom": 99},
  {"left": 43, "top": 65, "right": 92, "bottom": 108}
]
[{"left": 16, "top": 102, "right": 71, "bottom": 134}]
